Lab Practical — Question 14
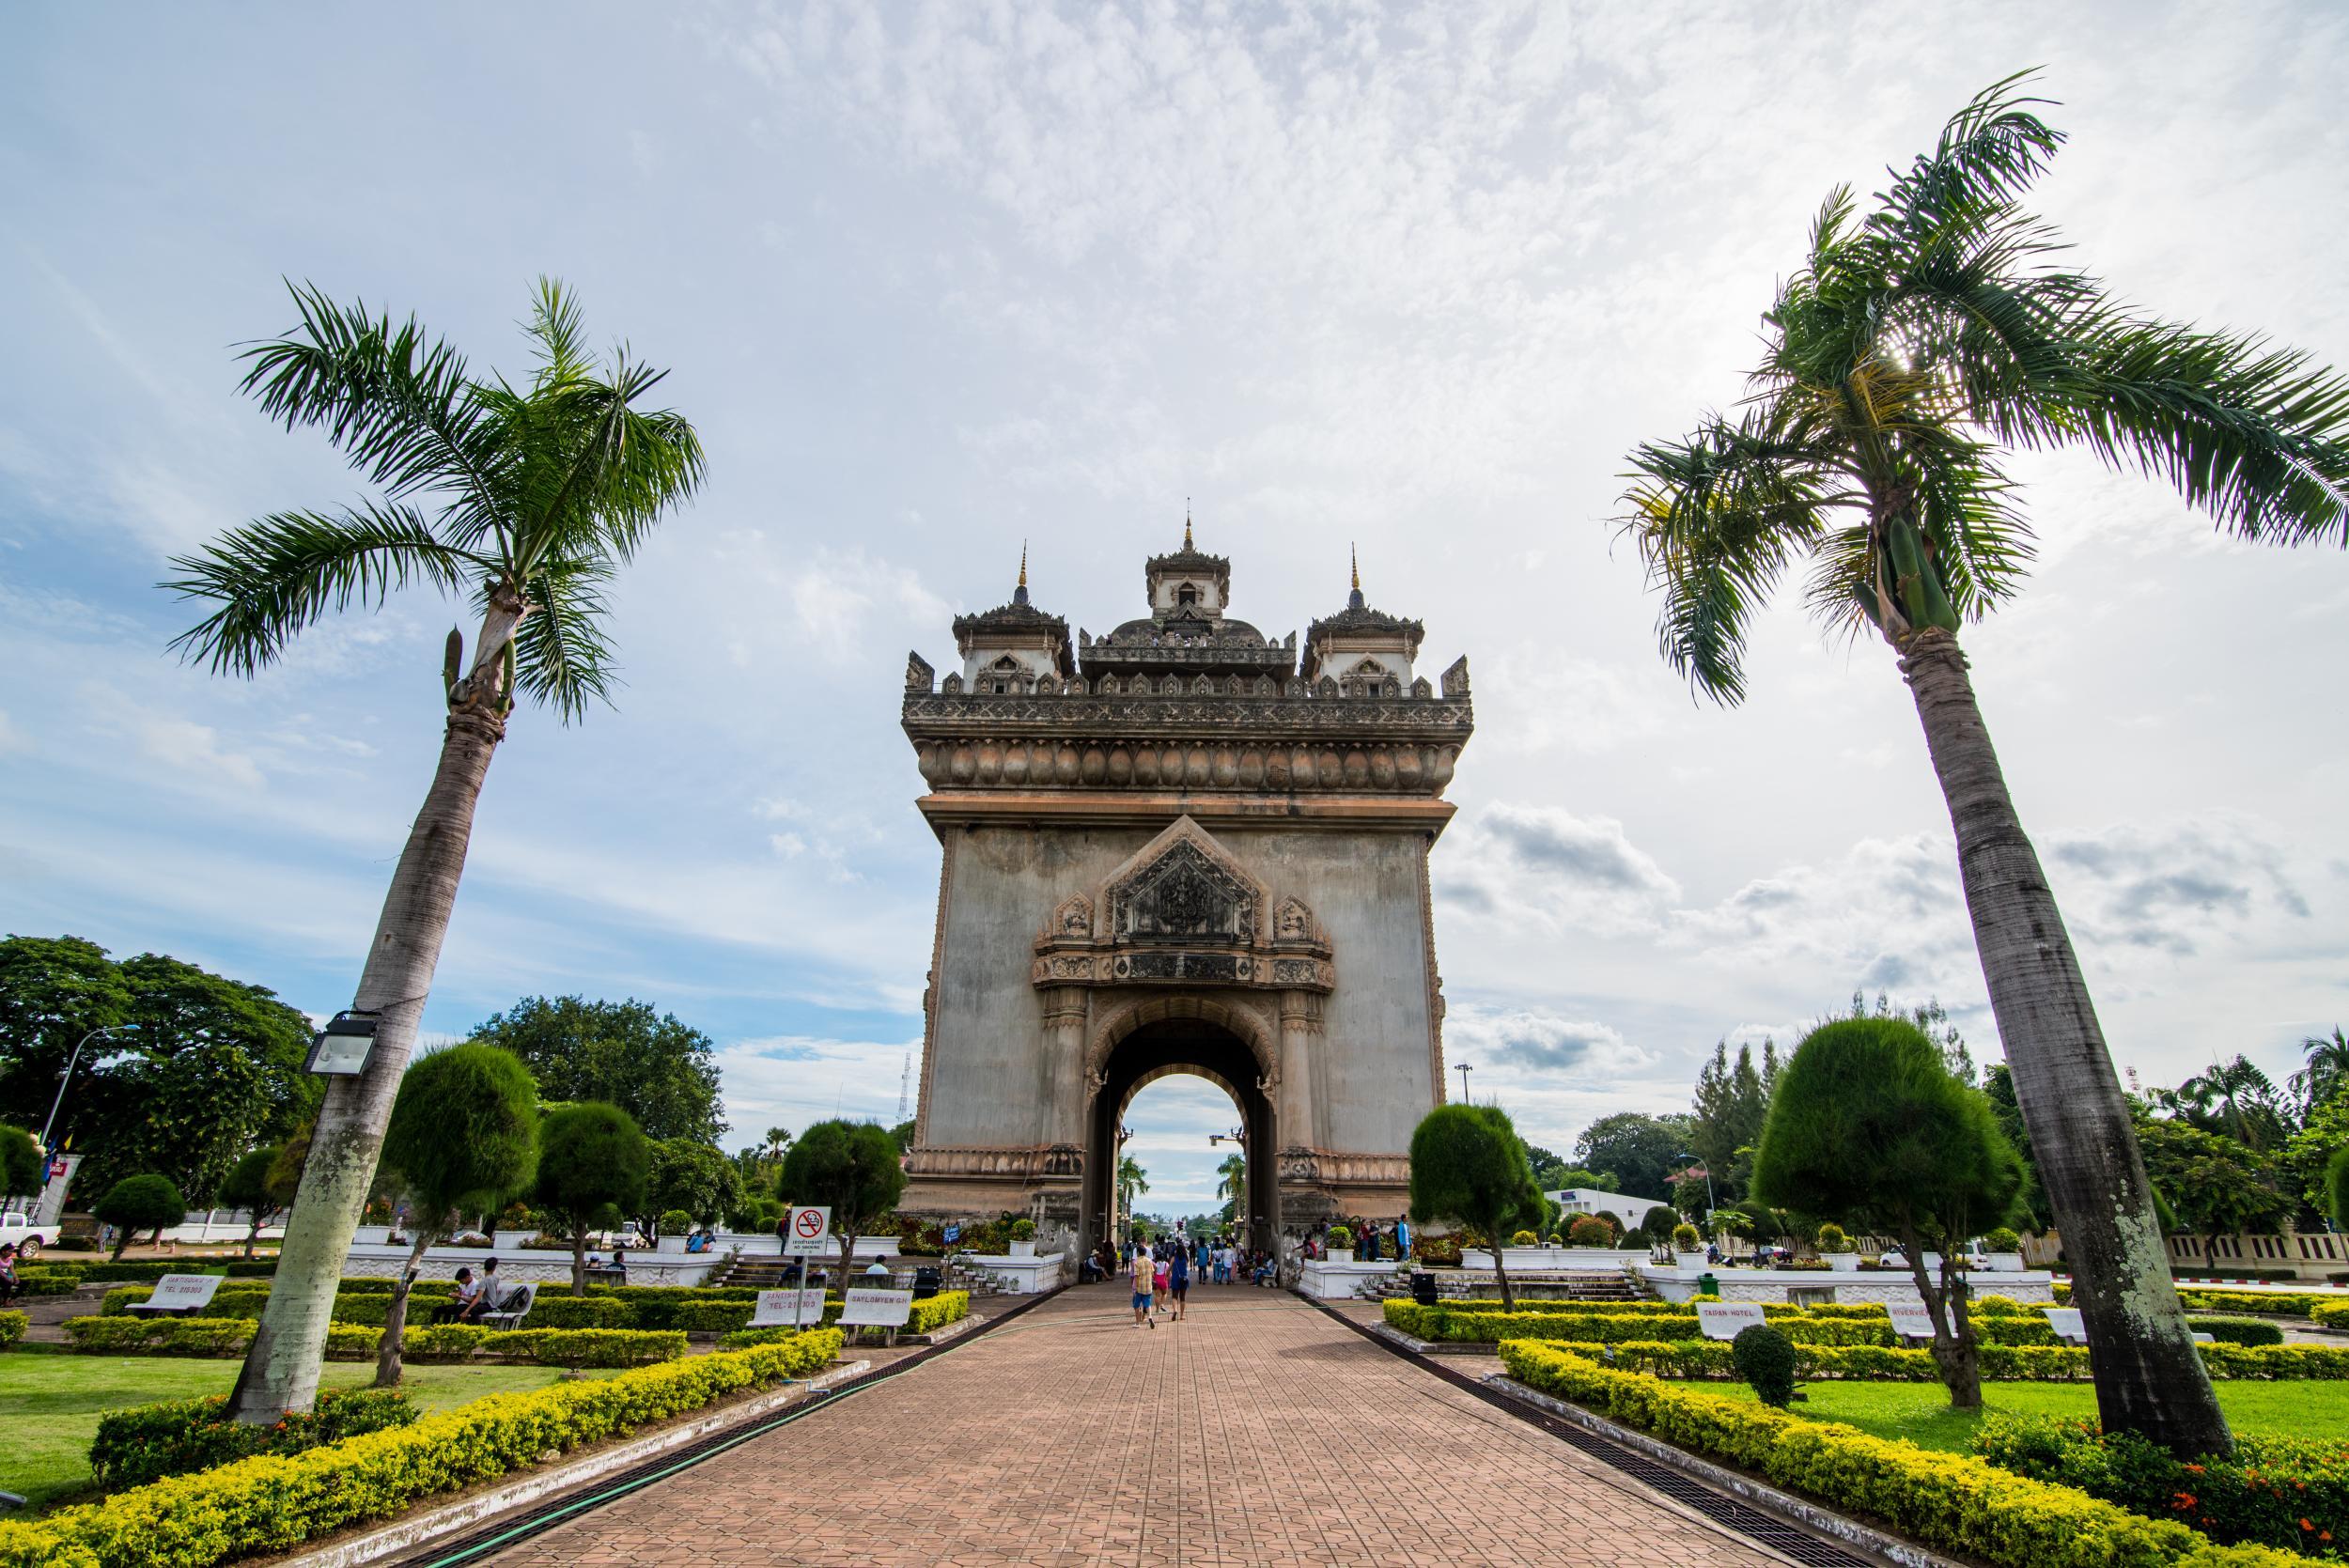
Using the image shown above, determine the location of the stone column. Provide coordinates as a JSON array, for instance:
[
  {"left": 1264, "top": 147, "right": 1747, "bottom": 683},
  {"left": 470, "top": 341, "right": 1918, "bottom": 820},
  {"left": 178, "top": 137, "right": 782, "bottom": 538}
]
[
  {"left": 1038, "top": 987, "right": 1091, "bottom": 1234},
  {"left": 1276, "top": 990, "right": 1321, "bottom": 1152}
]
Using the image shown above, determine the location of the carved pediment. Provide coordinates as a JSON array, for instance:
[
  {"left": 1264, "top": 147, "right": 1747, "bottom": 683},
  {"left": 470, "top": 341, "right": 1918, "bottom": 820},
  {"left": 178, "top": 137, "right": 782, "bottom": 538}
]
[{"left": 1102, "top": 816, "right": 1261, "bottom": 946}]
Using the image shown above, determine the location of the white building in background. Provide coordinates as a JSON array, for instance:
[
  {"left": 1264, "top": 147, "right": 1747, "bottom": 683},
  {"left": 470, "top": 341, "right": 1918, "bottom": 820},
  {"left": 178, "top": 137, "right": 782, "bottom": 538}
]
[{"left": 1547, "top": 1188, "right": 1666, "bottom": 1233}]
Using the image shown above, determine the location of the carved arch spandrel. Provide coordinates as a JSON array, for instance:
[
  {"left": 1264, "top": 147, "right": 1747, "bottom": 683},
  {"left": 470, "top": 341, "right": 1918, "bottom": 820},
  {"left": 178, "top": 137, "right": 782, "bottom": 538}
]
[
  {"left": 1083, "top": 993, "right": 1279, "bottom": 1096},
  {"left": 1095, "top": 815, "right": 1268, "bottom": 945}
]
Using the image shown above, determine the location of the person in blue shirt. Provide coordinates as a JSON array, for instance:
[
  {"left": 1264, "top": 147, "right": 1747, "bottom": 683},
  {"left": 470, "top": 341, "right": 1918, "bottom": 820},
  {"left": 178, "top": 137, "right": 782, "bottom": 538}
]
[{"left": 1168, "top": 1241, "right": 1190, "bottom": 1320}]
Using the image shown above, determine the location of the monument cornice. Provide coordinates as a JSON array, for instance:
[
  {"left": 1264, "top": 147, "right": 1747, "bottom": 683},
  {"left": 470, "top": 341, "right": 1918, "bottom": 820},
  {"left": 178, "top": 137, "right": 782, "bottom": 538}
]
[
  {"left": 901, "top": 691, "right": 1473, "bottom": 739},
  {"left": 911, "top": 792, "right": 1458, "bottom": 834}
]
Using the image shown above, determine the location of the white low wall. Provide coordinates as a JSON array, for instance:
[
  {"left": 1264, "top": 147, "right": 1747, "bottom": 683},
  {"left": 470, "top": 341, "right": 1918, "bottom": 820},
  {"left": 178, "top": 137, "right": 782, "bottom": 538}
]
[
  {"left": 341, "top": 1244, "right": 727, "bottom": 1288},
  {"left": 1459, "top": 1248, "right": 1647, "bottom": 1272},
  {"left": 1299, "top": 1258, "right": 1407, "bottom": 1299}
]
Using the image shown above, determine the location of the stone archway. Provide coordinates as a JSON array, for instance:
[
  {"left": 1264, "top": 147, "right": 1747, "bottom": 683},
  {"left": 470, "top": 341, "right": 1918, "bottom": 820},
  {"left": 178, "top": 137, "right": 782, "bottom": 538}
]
[{"left": 1082, "top": 1015, "right": 1279, "bottom": 1254}]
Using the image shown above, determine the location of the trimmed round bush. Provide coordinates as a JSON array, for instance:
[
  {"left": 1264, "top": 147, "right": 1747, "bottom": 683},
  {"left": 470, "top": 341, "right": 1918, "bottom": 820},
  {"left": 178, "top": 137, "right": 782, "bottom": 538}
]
[
  {"left": 93, "top": 1173, "right": 185, "bottom": 1258},
  {"left": 2186, "top": 1314, "right": 2284, "bottom": 1347},
  {"left": 1672, "top": 1223, "right": 1702, "bottom": 1251},
  {"left": 658, "top": 1209, "right": 693, "bottom": 1237},
  {"left": 1983, "top": 1226, "right": 2022, "bottom": 1252},
  {"left": 1566, "top": 1215, "right": 1614, "bottom": 1248},
  {"left": 1815, "top": 1222, "right": 1852, "bottom": 1253},
  {"left": 1731, "top": 1322, "right": 1798, "bottom": 1408},
  {"left": 1325, "top": 1224, "right": 1354, "bottom": 1249},
  {"left": 1509, "top": 1229, "right": 1539, "bottom": 1246},
  {"left": 1009, "top": 1218, "right": 1036, "bottom": 1240}
]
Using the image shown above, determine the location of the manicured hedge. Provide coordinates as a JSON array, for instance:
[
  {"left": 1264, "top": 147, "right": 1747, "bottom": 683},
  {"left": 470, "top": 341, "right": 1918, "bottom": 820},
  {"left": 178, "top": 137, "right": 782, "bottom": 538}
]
[
  {"left": 2191, "top": 1316, "right": 2285, "bottom": 1347},
  {"left": 75, "top": 1261, "right": 276, "bottom": 1285},
  {"left": 1979, "top": 1413, "right": 2349, "bottom": 1555},
  {"left": 1381, "top": 1300, "right": 2068, "bottom": 1348},
  {"left": 1498, "top": 1340, "right": 2305, "bottom": 1568},
  {"left": 62, "top": 1314, "right": 686, "bottom": 1367},
  {"left": 0, "top": 1310, "right": 24, "bottom": 1348},
  {"left": 91, "top": 1388, "right": 415, "bottom": 1490},
  {"left": 1538, "top": 1337, "right": 2349, "bottom": 1383},
  {"left": 0, "top": 1327, "right": 844, "bottom": 1568},
  {"left": 2186, "top": 1290, "right": 2337, "bottom": 1319},
  {"left": 2309, "top": 1300, "right": 2349, "bottom": 1332}
]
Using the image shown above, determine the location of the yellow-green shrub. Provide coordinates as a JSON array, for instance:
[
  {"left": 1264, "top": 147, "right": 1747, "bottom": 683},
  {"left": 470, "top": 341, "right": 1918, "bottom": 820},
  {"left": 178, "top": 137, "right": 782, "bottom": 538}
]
[
  {"left": 2186, "top": 1290, "right": 2334, "bottom": 1319},
  {"left": 62, "top": 1315, "right": 684, "bottom": 1366},
  {"left": 0, "top": 1328, "right": 844, "bottom": 1568},
  {"left": 0, "top": 1310, "right": 24, "bottom": 1347},
  {"left": 1498, "top": 1341, "right": 2306, "bottom": 1568},
  {"left": 1541, "top": 1337, "right": 2349, "bottom": 1383}
]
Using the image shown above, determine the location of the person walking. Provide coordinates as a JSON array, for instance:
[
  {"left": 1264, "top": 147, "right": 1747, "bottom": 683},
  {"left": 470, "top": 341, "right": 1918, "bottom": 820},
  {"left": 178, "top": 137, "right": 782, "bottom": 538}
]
[
  {"left": 1130, "top": 1244, "right": 1156, "bottom": 1328},
  {"left": 1168, "top": 1240, "right": 1190, "bottom": 1320},
  {"left": 1152, "top": 1246, "right": 1171, "bottom": 1314}
]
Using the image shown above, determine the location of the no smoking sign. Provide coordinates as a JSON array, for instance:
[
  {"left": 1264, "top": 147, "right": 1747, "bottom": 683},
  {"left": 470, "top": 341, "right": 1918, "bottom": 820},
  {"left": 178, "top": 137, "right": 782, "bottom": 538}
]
[{"left": 786, "top": 1205, "right": 832, "bottom": 1255}]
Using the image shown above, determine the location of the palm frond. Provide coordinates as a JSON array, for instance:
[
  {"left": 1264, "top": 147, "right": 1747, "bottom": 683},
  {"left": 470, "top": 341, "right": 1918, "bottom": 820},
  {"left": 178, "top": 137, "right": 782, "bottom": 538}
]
[
  {"left": 1618, "top": 414, "right": 1840, "bottom": 704},
  {"left": 238, "top": 283, "right": 508, "bottom": 520},
  {"left": 525, "top": 277, "right": 594, "bottom": 390},
  {"left": 1868, "top": 70, "right": 2064, "bottom": 252},
  {"left": 2061, "top": 315, "right": 2349, "bottom": 547},
  {"left": 513, "top": 352, "right": 707, "bottom": 573},
  {"left": 163, "top": 504, "right": 489, "bottom": 676},
  {"left": 505, "top": 551, "right": 619, "bottom": 722}
]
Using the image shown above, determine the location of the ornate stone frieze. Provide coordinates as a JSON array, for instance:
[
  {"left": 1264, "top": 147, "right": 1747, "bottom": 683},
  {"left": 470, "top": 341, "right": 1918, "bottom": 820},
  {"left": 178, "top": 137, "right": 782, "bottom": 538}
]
[
  {"left": 1035, "top": 817, "right": 1336, "bottom": 995},
  {"left": 905, "top": 1143, "right": 1084, "bottom": 1180}
]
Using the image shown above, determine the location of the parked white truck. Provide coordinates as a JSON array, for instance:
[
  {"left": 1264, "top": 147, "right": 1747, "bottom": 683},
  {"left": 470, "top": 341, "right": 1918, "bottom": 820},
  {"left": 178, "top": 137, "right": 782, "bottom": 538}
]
[{"left": 0, "top": 1210, "right": 62, "bottom": 1256}]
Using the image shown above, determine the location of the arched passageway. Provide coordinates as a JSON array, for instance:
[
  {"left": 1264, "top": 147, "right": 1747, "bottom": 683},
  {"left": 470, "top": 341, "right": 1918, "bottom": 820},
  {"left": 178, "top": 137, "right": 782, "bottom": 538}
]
[{"left": 1082, "top": 1017, "right": 1278, "bottom": 1252}]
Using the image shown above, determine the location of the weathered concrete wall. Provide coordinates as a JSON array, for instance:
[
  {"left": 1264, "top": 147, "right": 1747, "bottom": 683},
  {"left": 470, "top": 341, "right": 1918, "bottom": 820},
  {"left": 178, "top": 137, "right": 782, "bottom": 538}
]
[{"left": 921, "top": 819, "right": 1439, "bottom": 1157}]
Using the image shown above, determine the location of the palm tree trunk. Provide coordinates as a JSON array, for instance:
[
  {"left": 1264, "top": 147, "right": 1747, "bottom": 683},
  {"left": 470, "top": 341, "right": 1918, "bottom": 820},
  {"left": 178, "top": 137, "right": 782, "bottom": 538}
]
[
  {"left": 1899, "top": 629, "right": 2230, "bottom": 1456},
  {"left": 224, "top": 699, "right": 507, "bottom": 1424},
  {"left": 374, "top": 1228, "right": 435, "bottom": 1388}
]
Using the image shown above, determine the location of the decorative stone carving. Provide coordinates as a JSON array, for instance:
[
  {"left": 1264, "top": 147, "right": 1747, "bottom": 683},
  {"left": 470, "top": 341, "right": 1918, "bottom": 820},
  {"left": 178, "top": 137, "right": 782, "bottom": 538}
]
[
  {"left": 1049, "top": 893, "right": 1093, "bottom": 939},
  {"left": 906, "top": 650, "right": 935, "bottom": 692},
  {"left": 1109, "top": 839, "right": 1255, "bottom": 944}
]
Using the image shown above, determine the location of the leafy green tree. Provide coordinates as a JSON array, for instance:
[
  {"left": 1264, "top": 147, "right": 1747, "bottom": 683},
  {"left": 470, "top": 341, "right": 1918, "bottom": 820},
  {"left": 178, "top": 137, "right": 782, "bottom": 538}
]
[
  {"left": 1690, "top": 1039, "right": 1776, "bottom": 1199},
  {"left": 2326, "top": 1148, "right": 2349, "bottom": 1232},
  {"left": 216, "top": 1148, "right": 284, "bottom": 1260},
  {"left": 0, "top": 1123, "right": 42, "bottom": 1203},
  {"left": 776, "top": 1120, "right": 907, "bottom": 1280},
  {"left": 1215, "top": 1152, "right": 1246, "bottom": 1223},
  {"left": 1408, "top": 1103, "right": 1544, "bottom": 1309},
  {"left": 2152, "top": 1057, "right": 2295, "bottom": 1154},
  {"left": 887, "top": 1120, "right": 914, "bottom": 1155},
  {"left": 94, "top": 1173, "right": 186, "bottom": 1259},
  {"left": 166, "top": 281, "right": 703, "bottom": 1424},
  {"left": 467, "top": 997, "right": 725, "bottom": 1143},
  {"left": 2135, "top": 1115, "right": 2291, "bottom": 1276},
  {"left": 0, "top": 936, "right": 132, "bottom": 1131},
  {"left": 1753, "top": 1017, "right": 2022, "bottom": 1409},
  {"left": 535, "top": 1101, "right": 651, "bottom": 1296},
  {"left": 374, "top": 1045, "right": 538, "bottom": 1382},
  {"left": 644, "top": 1138, "right": 744, "bottom": 1232},
  {"left": 1573, "top": 1112, "right": 1696, "bottom": 1200},
  {"left": 0, "top": 939, "right": 315, "bottom": 1205},
  {"left": 1615, "top": 76, "right": 2349, "bottom": 1455}
]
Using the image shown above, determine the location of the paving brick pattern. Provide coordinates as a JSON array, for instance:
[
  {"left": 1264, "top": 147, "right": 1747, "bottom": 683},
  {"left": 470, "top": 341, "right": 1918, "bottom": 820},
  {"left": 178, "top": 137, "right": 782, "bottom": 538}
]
[{"left": 485, "top": 1282, "right": 1788, "bottom": 1567}]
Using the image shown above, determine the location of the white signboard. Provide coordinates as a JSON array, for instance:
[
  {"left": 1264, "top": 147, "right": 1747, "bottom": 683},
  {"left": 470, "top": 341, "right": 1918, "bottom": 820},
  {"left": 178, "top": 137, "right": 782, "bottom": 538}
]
[
  {"left": 1696, "top": 1301, "right": 1767, "bottom": 1341},
  {"left": 2042, "top": 1307, "right": 2088, "bottom": 1344},
  {"left": 836, "top": 1288, "right": 913, "bottom": 1327},
  {"left": 1886, "top": 1305, "right": 1937, "bottom": 1341},
  {"left": 750, "top": 1288, "right": 828, "bottom": 1327},
  {"left": 139, "top": 1274, "right": 224, "bottom": 1313},
  {"left": 785, "top": 1205, "right": 833, "bottom": 1257},
  {"left": 32, "top": 1152, "right": 80, "bottom": 1227}
]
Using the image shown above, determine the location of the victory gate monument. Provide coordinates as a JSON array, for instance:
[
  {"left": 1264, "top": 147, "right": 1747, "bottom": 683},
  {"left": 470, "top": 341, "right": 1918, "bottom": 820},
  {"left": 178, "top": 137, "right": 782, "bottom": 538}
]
[{"left": 897, "top": 526, "right": 1474, "bottom": 1261}]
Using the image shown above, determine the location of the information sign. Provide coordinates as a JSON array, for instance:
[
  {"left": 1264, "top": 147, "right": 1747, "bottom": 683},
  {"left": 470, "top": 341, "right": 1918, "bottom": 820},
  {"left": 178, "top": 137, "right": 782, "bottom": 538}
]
[
  {"left": 750, "top": 1288, "right": 828, "bottom": 1328},
  {"left": 837, "top": 1288, "right": 913, "bottom": 1327},
  {"left": 785, "top": 1205, "right": 833, "bottom": 1257},
  {"left": 133, "top": 1274, "right": 224, "bottom": 1315},
  {"left": 1886, "top": 1305, "right": 1937, "bottom": 1341},
  {"left": 1695, "top": 1301, "right": 1767, "bottom": 1341},
  {"left": 2042, "top": 1307, "right": 2088, "bottom": 1344}
]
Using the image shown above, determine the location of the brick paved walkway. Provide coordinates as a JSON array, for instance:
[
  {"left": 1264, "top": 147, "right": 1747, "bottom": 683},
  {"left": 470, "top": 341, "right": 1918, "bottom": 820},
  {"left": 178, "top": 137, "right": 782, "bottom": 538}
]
[{"left": 483, "top": 1283, "right": 1789, "bottom": 1568}]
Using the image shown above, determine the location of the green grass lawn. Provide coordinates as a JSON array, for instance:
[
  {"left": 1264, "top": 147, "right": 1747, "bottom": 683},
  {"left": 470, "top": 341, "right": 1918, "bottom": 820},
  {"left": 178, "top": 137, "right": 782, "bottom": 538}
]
[
  {"left": 0, "top": 1351, "right": 621, "bottom": 1511},
  {"left": 1706, "top": 1378, "right": 2349, "bottom": 1451}
]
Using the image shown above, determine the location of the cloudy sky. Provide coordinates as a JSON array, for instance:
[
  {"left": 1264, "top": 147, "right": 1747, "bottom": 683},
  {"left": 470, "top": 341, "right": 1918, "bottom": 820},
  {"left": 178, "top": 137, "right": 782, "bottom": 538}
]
[{"left": 5, "top": 3, "right": 2344, "bottom": 1213}]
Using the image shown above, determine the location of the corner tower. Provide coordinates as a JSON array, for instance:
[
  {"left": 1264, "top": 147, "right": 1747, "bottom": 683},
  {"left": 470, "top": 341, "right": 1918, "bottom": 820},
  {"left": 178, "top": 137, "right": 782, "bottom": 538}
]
[{"left": 899, "top": 528, "right": 1474, "bottom": 1263}]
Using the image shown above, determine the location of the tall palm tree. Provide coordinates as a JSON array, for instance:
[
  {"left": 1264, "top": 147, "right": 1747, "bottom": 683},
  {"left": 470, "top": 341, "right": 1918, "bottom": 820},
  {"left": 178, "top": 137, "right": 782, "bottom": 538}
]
[
  {"left": 1117, "top": 1155, "right": 1148, "bottom": 1213},
  {"left": 166, "top": 280, "right": 704, "bottom": 1422},
  {"left": 2290, "top": 1028, "right": 2349, "bottom": 1117},
  {"left": 1618, "top": 76, "right": 2349, "bottom": 1457},
  {"left": 1215, "top": 1151, "right": 1246, "bottom": 1221}
]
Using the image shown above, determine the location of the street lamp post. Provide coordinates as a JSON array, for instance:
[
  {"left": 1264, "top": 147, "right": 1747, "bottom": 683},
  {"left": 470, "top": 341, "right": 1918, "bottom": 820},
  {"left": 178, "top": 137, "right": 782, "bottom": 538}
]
[
  {"left": 40, "top": 1024, "right": 125, "bottom": 1149},
  {"left": 1674, "top": 1152, "right": 1717, "bottom": 1216},
  {"left": 1456, "top": 1063, "right": 1472, "bottom": 1104}
]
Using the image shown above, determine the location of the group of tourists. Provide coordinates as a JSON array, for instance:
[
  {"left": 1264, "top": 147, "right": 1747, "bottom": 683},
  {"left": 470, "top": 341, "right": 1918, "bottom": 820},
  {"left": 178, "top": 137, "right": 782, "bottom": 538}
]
[
  {"left": 1094, "top": 1233, "right": 1275, "bottom": 1325},
  {"left": 426, "top": 1257, "right": 522, "bottom": 1323},
  {"left": 1300, "top": 1216, "right": 1408, "bottom": 1262}
]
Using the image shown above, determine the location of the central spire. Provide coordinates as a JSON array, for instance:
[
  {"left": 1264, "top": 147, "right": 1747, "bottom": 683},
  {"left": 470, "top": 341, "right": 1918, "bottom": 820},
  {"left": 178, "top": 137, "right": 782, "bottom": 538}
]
[
  {"left": 1348, "top": 543, "right": 1364, "bottom": 610},
  {"left": 1014, "top": 539, "right": 1030, "bottom": 606},
  {"left": 1184, "top": 501, "right": 1193, "bottom": 550}
]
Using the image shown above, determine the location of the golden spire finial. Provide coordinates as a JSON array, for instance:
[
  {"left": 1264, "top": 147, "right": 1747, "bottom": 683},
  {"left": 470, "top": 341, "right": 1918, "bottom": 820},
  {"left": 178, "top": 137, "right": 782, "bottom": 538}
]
[
  {"left": 1019, "top": 539, "right": 1028, "bottom": 589},
  {"left": 1351, "top": 542, "right": 1360, "bottom": 593},
  {"left": 1184, "top": 500, "right": 1192, "bottom": 550}
]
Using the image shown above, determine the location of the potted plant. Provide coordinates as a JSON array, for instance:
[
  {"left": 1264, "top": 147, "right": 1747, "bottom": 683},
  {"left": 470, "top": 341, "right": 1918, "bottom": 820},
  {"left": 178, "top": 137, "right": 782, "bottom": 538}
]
[
  {"left": 657, "top": 1209, "right": 693, "bottom": 1254},
  {"left": 1816, "top": 1221, "right": 1859, "bottom": 1272},
  {"left": 1982, "top": 1226, "right": 2024, "bottom": 1272},
  {"left": 1008, "top": 1217, "right": 1037, "bottom": 1258},
  {"left": 1326, "top": 1223, "right": 1355, "bottom": 1263}
]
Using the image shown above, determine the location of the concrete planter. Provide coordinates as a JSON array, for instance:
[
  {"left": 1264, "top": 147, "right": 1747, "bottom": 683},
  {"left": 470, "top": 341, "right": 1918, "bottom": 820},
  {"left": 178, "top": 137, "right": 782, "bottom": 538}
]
[
  {"left": 655, "top": 1235, "right": 688, "bottom": 1255},
  {"left": 1329, "top": 1248, "right": 1355, "bottom": 1264},
  {"left": 1825, "top": 1253, "right": 1860, "bottom": 1272},
  {"left": 1008, "top": 1239, "right": 1035, "bottom": 1258},
  {"left": 1983, "top": 1251, "right": 2024, "bottom": 1272}
]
